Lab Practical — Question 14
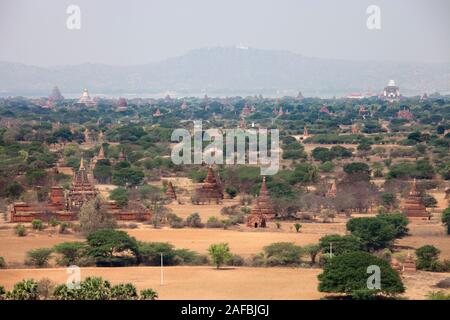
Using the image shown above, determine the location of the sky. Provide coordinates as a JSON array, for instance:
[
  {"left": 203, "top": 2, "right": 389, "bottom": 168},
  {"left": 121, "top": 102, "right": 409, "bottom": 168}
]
[{"left": 0, "top": 0, "right": 449, "bottom": 66}]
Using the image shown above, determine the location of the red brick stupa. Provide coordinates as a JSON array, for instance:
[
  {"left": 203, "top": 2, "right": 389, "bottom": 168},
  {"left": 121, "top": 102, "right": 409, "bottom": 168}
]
[
  {"left": 246, "top": 177, "right": 277, "bottom": 228},
  {"left": 402, "top": 179, "right": 430, "bottom": 219},
  {"left": 196, "top": 166, "right": 223, "bottom": 204},
  {"left": 165, "top": 181, "right": 177, "bottom": 201}
]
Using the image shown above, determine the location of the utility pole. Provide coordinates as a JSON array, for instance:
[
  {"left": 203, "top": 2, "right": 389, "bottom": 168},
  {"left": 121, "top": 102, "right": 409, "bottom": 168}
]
[
  {"left": 160, "top": 253, "right": 164, "bottom": 286},
  {"left": 329, "top": 242, "right": 333, "bottom": 259}
]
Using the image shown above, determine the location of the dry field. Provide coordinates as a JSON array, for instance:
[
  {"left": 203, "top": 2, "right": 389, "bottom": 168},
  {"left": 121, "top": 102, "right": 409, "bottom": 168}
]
[{"left": 0, "top": 266, "right": 448, "bottom": 300}]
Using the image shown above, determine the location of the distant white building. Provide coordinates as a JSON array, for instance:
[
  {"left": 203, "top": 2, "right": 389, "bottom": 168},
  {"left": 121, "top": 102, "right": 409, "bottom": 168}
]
[
  {"left": 78, "top": 88, "right": 96, "bottom": 107},
  {"left": 382, "top": 80, "right": 401, "bottom": 102}
]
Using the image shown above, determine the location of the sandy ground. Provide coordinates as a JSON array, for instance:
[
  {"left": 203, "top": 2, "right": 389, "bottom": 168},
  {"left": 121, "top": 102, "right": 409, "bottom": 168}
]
[
  {"left": 0, "top": 266, "right": 448, "bottom": 300},
  {"left": 0, "top": 266, "right": 324, "bottom": 300}
]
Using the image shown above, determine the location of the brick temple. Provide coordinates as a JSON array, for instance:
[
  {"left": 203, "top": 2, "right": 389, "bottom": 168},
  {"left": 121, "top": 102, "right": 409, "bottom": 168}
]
[
  {"left": 196, "top": 166, "right": 223, "bottom": 204},
  {"left": 402, "top": 179, "right": 430, "bottom": 219},
  {"left": 247, "top": 176, "right": 277, "bottom": 228},
  {"left": 9, "top": 158, "right": 152, "bottom": 222}
]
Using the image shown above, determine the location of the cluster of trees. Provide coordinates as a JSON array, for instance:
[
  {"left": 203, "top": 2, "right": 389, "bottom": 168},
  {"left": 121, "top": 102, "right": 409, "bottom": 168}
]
[
  {"left": 0, "top": 277, "right": 157, "bottom": 300},
  {"left": 22, "top": 229, "right": 208, "bottom": 268}
]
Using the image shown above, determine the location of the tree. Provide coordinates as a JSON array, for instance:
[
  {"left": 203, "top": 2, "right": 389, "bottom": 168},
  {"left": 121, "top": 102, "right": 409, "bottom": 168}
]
[
  {"left": 318, "top": 251, "right": 404, "bottom": 299},
  {"left": 415, "top": 245, "right": 440, "bottom": 271},
  {"left": 31, "top": 219, "right": 44, "bottom": 230},
  {"left": 6, "top": 279, "right": 39, "bottom": 300},
  {"left": 319, "top": 235, "right": 363, "bottom": 257},
  {"left": 303, "top": 244, "right": 321, "bottom": 265},
  {"left": 25, "top": 248, "right": 53, "bottom": 267},
  {"left": 53, "top": 241, "right": 87, "bottom": 266},
  {"left": 294, "top": 223, "right": 302, "bottom": 232},
  {"left": 109, "top": 187, "right": 129, "bottom": 207},
  {"left": 442, "top": 207, "right": 450, "bottom": 235},
  {"left": 87, "top": 229, "right": 139, "bottom": 266},
  {"left": 343, "top": 162, "right": 371, "bottom": 181},
  {"left": 79, "top": 198, "right": 116, "bottom": 235},
  {"left": 346, "top": 217, "right": 396, "bottom": 251},
  {"left": 208, "top": 243, "right": 232, "bottom": 269},
  {"left": 380, "top": 192, "right": 397, "bottom": 210},
  {"left": 377, "top": 213, "right": 409, "bottom": 238},
  {"left": 93, "top": 159, "right": 112, "bottom": 183},
  {"left": 263, "top": 242, "right": 303, "bottom": 266}
]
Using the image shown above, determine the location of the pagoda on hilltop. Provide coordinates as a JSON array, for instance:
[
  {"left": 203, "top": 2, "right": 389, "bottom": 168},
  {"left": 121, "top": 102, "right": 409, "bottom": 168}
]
[
  {"left": 67, "top": 158, "right": 98, "bottom": 210},
  {"left": 247, "top": 177, "right": 277, "bottom": 228},
  {"left": 78, "top": 89, "right": 96, "bottom": 107},
  {"left": 402, "top": 179, "right": 430, "bottom": 219},
  {"left": 196, "top": 166, "right": 223, "bottom": 204},
  {"left": 165, "top": 181, "right": 177, "bottom": 201}
]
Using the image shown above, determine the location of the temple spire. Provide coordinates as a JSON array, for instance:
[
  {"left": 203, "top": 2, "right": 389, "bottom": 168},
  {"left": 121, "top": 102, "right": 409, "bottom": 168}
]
[{"left": 79, "top": 157, "right": 85, "bottom": 170}]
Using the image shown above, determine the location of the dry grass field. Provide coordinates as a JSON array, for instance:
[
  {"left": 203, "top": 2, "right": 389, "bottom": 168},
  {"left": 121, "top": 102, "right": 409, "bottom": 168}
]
[{"left": 0, "top": 266, "right": 448, "bottom": 300}]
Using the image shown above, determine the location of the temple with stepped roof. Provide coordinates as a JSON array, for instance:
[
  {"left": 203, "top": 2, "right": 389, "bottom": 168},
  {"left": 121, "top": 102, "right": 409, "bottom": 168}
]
[
  {"left": 402, "top": 179, "right": 430, "bottom": 219},
  {"left": 67, "top": 158, "right": 98, "bottom": 210},
  {"left": 117, "top": 97, "right": 128, "bottom": 112},
  {"left": 49, "top": 86, "right": 64, "bottom": 102},
  {"left": 165, "top": 181, "right": 177, "bottom": 201},
  {"left": 196, "top": 166, "right": 223, "bottom": 204},
  {"left": 246, "top": 177, "right": 277, "bottom": 228}
]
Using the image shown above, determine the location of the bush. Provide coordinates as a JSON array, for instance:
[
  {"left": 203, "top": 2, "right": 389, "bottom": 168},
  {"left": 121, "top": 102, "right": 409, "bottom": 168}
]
[
  {"left": 139, "top": 242, "right": 176, "bottom": 266},
  {"left": 37, "top": 278, "right": 55, "bottom": 300},
  {"left": 48, "top": 218, "right": 59, "bottom": 227},
  {"left": 208, "top": 243, "right": 232, "bottom": 269},
  {"left": 206, "top": 216, "right": 223, "bottom": 228},
  {"left": 15, "top": 224, "right": 27, "bottom": 237},
  {"left": 186, "top": 213, "right": 204, "bottom": 228},
  {"left": 226, "top": 254, "right": 245, "bottom": 266},
  {"left": 318, "top": 251, "right": 404, "bottom": 298},
  {"left": 0, "top": 256, "right": 6, "bottom": 269},
  {"left": 6, "top": 279, "right": 39, "bottom": 300},
  {"left": 140, "top": 288, "right": 158, "bottom": 300},
  {"left": 415, "top": 245, "right": 442, "bottom": 271},
  {"left": 263, "top": 242, "right": 302, "bottom": 266},
  {"left": 167, "top": 213, "right": 185, "bottom": 228},
  {"left": 32, "top": 219, "right": 44, "bottom": 231},
  {"left": 59, "top": 222, "right": 69, "bottom": 234},
  {"left": 111, "top": 283, "right": 138, "bottom": 300},
  {"left": 294, "top": 223, "right": 302, "bottom": 233},
  {"left": 25, "top": 248, "right": 53, "bottom": 267},
  {"left": 109, "top": 187, "right": 129, "bottom": 207},
  {"left": 426, "top": 291, "right": 450, "bottom": 300}
]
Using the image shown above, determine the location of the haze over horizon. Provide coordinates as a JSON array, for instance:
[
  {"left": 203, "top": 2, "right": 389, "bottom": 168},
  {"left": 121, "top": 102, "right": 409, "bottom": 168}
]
[{"left": 1, "top": 0, "right": 449, "bottom": 67}]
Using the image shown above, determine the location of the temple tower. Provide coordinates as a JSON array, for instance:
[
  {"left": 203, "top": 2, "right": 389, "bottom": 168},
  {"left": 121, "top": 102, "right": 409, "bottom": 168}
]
[
  {"left": 247, "top": 176, "right": 277, "bottom": 227},
  {"left": 402, "top": 179, "right": 430, "bottom": 219}
]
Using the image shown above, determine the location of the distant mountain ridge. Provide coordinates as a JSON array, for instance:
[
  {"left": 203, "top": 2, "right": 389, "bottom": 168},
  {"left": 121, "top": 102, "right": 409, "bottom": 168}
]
[{"left": 0, "top": 47, "right": 449, "bottom": 97}]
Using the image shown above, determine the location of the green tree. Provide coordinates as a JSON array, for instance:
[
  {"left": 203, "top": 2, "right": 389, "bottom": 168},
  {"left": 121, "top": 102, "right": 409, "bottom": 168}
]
[
  {"left": 319, "top": 235, "right": 363, "bottom": 257},
  {"left": 186, "top": 213, "right": 204, "bottom": 228},
  {"left": 415, "top": 245, "right": 440, "bottom": 271},
  {"left": 208, "top": 243, "right": 232, "bottom": 269},
  {"left": 53, "top": 242, "right": 88, "bottom": 266},
  {"left": 32, "top": 219, "right": 44, "bottom": 230},
  {"left": 346, "top": 217, "right": 396, "bottom": 251},
  {"left": 303, "top": 244, "right": 321, "bottom": 265},
  {"left": 87, "top": 229, "right": 139, "bottom": 266},
  {"left": 377, "top": 213, "right": 409, "bottom": 238},
  {"left": 25, "top": 248, "right": 53, "bottom": 267},
  {"left": 109, "top": 187, "right": 129, "bottom": 207},
  {"left": 263, "top": 242, "right": 303, "bottom": 266},
  {"left": 318, "top": 251, "right": 404, "bottom": 299}
]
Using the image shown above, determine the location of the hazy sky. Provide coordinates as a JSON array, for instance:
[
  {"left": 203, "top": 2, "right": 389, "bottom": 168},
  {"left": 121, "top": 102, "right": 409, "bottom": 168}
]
[{"left": 0, "top": 0, "right": 449, "bottom": 66}]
